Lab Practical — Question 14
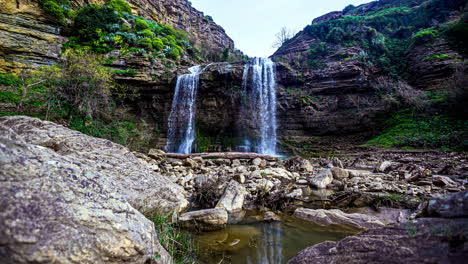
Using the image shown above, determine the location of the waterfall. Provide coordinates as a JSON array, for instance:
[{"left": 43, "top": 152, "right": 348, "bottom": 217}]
[
  {"left": 241, "top": 57, "right": 278, "bottom": 155},
  {"left": 165, "top": 65, "right": 202, "bottom": 154}
]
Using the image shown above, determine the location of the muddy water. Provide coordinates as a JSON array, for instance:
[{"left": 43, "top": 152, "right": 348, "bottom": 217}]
[{"left": 191, "top": 213, "right": 355, "bottom": 264}]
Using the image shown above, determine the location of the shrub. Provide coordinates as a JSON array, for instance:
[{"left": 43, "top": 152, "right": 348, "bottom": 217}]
[
  {"left": 412, "top": 28, "right": 438, "bottom": 44},
  {"left": 139, "top": 28, "right": 154, "bottom": 38},
  {"left": 326, "top": 27, "right": 346, "bottom": 43},
  {"left": 106, "top": 0, "right": 132, "bottom": 14},
  {"left": 39, "top": 0, "right": 67, "bottom": 23},
  {"left": 443, "top": 21, "right": 468, "bottom": 56},
  {"left": 73, "top": 4, "right": 120, "bottom": 41},
  {"left": 134, "top": 18, "right": 149, "bottom": 31},
  {"left": 161, "top": 25, "right": 176, "bottom": 36},
  {"left": 120, "top": 23, "right": 131, "bottom": 32},
  {"left": 307, "top": 41, "right": 329, "bottom": 68},
  {"left": 137, "top": 37, "right": 152, "bottom": 49},
  {"left": 342, "top": 4, "right": 355, "bottom": 15},
  {"left": 152, "top": 37, "right": 164, "bottom": 50},
  {"left": 167, "top": 46, "right": 181, "bottom": 59},
  {"left": 203, "top": 15, "right": 213, "bottom": 22}
]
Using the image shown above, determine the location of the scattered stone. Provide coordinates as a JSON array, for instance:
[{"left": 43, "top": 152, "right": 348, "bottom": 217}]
[
  {"left": 308, "top": 169, "right": 333, "bottom": 189},
  {"left": 148, "top": 148, "right": 166, "bottom": 163},
  {"left": 216, "top": 180, "right": 247, "bottom": 213},
  {"left": 375, "top": 160, "right": 395, "bottom": 173},
  {"left": 178, "top": 208, "right": 228, "bottom": 231},
  {"left": 426, "top": 191, "right": 468, "bottom": 218},
  {"left": 264, "top": 211, "right": 281, "bottom": 222},
  {"left": 183, "top": 158, "right": 199, "bottom": 168},
  {"left": 331, "top": 167, "right": 349, "bottom": 179},
  {"left": 232, "top": 159, "right": 241, "bottom": 166},
  {"left": 294, "top": 208, "right": 385, "bottom": 230}
]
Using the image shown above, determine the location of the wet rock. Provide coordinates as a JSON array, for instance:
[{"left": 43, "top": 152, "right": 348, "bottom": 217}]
[
  {"left": 375, "top": 161, "right": 395, "bottom": 173},
  {"left": 264, "top": 211, "right": 281, "bottom": 222},
  {"left": 0, "top": 119, "right": 171, "bottom": 263},
  {"left": 294, "top": 208, "right": 385, "bottom": 230},
  {"left": 216, "top": 180, "right": 247, "bottom": 213},
  {"left": 288, "top": 218, "right": 468, "bottom": 264},
  {"left": 284, "top": 157, "right": 314, "bottom": 172},
  {"left": 178, "top": 208, "right": 228, "bottom": 231},
  {"left": 331, "top": 167, "right": 349, "bottom": 179},
  {"left": 308, "top": 169, "right": 333, "bottom": 189},
  {"left": 426, "top": 191, "right": 468, "bottom": 218},
  {"left": 433, "top": 175, "right": 458, "bottom": 188}
]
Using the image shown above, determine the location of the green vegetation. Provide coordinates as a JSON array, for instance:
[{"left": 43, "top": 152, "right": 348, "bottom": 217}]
[
  {"left": 151, "top": 214, "right": 198, "bottom": 264},
  {"left": 106, "top": 0, "right": 132, "bottom": 14},
  {"left": 0, "top": 50, "right": 149, "bottom": 150},
  {"left": 37, "top": 0, "right": 200, "bottom": 61},
  {"left": 38, "top": 0, "right": 71, "bottom": 24},
  {"left": 367, "top": 109, "right": 467, "bottom": 151},
  {"left": 304, "top": 0, "right": 467, "bottom": 78},
  {"left": 422, "top": 53, "right": 453, "bottom": 61},
  {"left": 113, "top": 68, "right": 138, "bottom": 76}
]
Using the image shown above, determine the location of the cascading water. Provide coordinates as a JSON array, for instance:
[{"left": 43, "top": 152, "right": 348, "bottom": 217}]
[
  {"left": 240, "top": 57, "right": 278, "bottom": 155},
  {"left": 165, "top": 65, "right": 202, "bottom": 154}
]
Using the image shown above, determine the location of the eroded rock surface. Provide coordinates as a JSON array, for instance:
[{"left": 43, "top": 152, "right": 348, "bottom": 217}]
[
  {"left": 0, "top": 119, "right": 171, "bottom": 263},
  {"left": 288, "top": 218, "right": 468, "bottom": 264},
  {"left": 294, "top": 208, "right": 385, "bottom": 230},
  {"left": 178, "top": 208, "right": 228, "bottom": 231},
  {"left": 0, "top": 116, "right": 188, "bottom": 214}
]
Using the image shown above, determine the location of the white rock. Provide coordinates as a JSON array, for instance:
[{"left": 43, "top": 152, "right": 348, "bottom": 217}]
[{"left": 308, "top": 169, "right": 333, "bottom": 189}]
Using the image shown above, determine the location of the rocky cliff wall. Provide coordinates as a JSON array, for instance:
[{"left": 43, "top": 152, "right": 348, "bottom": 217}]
[{"left": 0, "top": 0, "right": 235, "bottom": 73}]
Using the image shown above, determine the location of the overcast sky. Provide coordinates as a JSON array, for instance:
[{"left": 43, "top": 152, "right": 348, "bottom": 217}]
[{"left": 190, "top": 0, "right": 372, "bottom": 57}]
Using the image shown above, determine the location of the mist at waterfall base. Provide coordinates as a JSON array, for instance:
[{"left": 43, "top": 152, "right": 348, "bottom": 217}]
[{"left": 166, "top": 58, "right": 279, "bottom": 155}]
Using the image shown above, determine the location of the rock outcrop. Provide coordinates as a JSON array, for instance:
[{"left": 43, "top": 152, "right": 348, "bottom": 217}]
[
  {"left": 0, "top": 116, "right": 174, "bottom": 263},
  {"left": 294, "top": 208, "right": 385, "bottom": 230},
  {"left": 178, "top": 208, "right": 228, "bottom": 231},
  {"left": 0, "top": 1, "right": 63, "bottom": 72},
  {"left": 289, "top": 217, "right": 468, "bottom": 264},
  {"left": 0, "top": 115, "right": 189, "bottom": 214},
  {"left": 0, "top": 0, "right": 235, "bottom": 73},
  {"left": 289, "top": 191, "right": 468, "bottom": 264}
]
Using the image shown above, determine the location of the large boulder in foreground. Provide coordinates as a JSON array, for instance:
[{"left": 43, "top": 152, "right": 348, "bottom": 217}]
[
  {"left": 0, "top": 116, "right": 188, "bottom": 214},
  {"left": 288, "top": 217, "right": 468, "bottom": 264},
  {"left": 294, "top": 208, "right": 385, "bottom": 230},
  {"left": 0, "top": 123, "right": 171, "bottom": 263}
]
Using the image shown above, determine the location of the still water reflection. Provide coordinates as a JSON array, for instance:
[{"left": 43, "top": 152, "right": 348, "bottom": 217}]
[{"left": 192, "top": 214, "right": 354, "bottom": 264}]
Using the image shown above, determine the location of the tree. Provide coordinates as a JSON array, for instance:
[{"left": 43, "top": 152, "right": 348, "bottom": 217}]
[
  {"left": 272, "top": 27, "right": 294, "bottom": 49},
  {"left": 35, "top": 50, "right": 116, "bottom": 121}
]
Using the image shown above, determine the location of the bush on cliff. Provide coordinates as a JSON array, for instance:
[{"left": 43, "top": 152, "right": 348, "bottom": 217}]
[
  {"left": 72, "top": 4, "right": 120, "bottom": 41},
  {"left": 106, "top": 0, "right": 132, "bottom": 15}
]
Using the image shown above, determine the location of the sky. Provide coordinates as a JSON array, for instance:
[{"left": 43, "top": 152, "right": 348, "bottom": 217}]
[{"left": 190, "top": 0, "right": 372, "bottom": 57}]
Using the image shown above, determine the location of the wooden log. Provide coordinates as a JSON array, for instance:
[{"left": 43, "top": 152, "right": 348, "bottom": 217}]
[{"left": 165, "top": 152, "right": 277, "bottom": 161}]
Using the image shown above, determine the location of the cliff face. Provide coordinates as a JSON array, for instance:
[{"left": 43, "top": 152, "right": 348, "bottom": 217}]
[
  {"left": 0, "top": 0, "right": 63, "bottom": 72},
  {"left": 269, "top": 0, "right": 467, "bottom": 152},
  {"left": 0, "top": 0, "right": 235, "bottom": 73}
]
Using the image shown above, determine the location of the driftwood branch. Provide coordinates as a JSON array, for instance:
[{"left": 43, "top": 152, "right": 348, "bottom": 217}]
[{"left": 165, "top": 152, "right": 277, "bottom": 161}]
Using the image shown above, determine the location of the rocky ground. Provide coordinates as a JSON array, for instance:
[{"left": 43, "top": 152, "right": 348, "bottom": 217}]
[{"left": 1, "top": 116, "right": 467, "bottom": 263}]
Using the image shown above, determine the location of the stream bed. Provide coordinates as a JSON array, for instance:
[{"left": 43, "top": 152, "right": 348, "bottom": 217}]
[{"left": 190, "top": 212, "right": 356, "bottom": 264}]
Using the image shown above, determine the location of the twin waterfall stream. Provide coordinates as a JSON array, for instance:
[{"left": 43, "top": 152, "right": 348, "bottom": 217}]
[
  {"left": 164, "top": 59, "right": 353, "bottom": 263},
  {"left": 165, "top": 58, "right": 278, "bottom": 155}
]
